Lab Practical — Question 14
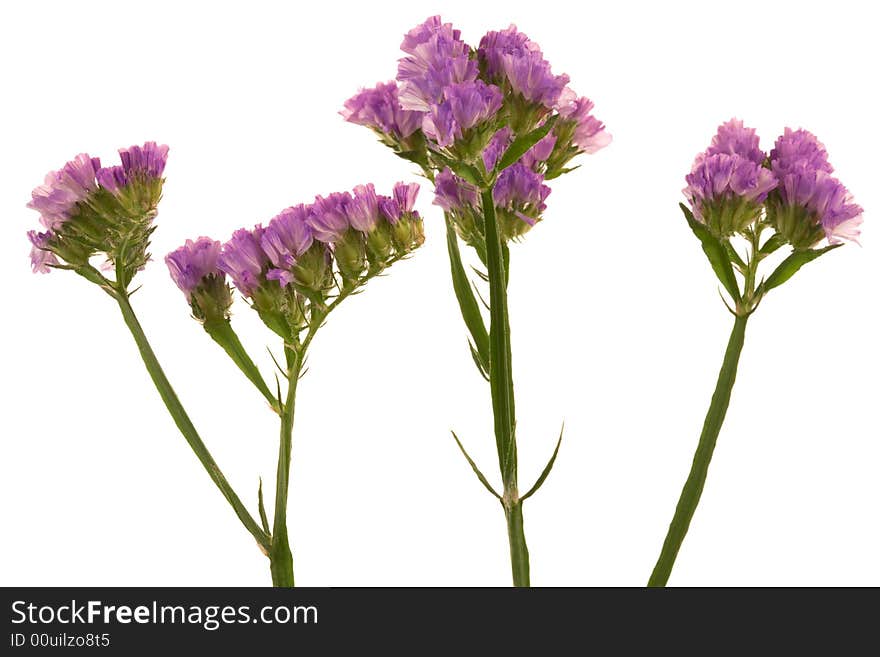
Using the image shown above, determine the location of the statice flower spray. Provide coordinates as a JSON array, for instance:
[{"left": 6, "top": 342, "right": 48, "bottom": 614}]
[
  {"left": 27, "top": 144, "right": 423, "bottom": 585},
  {"left": 344, "top": 16, "right": 610, "bottom": 586},
  {"left": 648, "top": 120, "right": 863, "bottom": 586}
]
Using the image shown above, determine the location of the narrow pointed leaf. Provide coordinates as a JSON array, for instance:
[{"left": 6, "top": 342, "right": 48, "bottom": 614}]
[
  {"left": 450, "top": 431, "right": 501, "bottom": 500},
  {"left": 257, "top": 478, "right": 270, "bottom": 535},
  {"left": 760, "top": 233, "right": 787, "bottom": 255},
  {"left": 204, "top": 319, "right": 280, "bottom": 411},
  {"left": 468, "top": 341, "right": 490, "bottom": 381},
  {"left": 680, "top": 203, "right": 741, "bottom": 302},
  {"left": 762, "top": 244, "right": 841, "bottom": 293},
  {"left": 446, "top": 216, "right": 490, "bottom": 367},
  {"left": 723, "top": 240, "right": 746, "bottom": 270},
  {"left": 496, "top": 115, "right": 558, "bottom": 173},
  {"left": 521, "top": 425, "right": 564, "bottom": 501},
  {"left": 431, "top": 150, "right": 484, "bottom": 186}
]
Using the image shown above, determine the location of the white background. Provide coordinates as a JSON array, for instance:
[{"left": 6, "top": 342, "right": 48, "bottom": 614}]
[{"left": 1, "top": 0, "right": 877, "bottom": 586}]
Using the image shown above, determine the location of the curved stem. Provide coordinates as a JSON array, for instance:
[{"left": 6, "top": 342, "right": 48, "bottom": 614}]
[
  {"left": 115, "top": 292, "right": 270, "bottom": 553},
  {"left": 648, "top": 314, "right": 748, "bottom": 586}
]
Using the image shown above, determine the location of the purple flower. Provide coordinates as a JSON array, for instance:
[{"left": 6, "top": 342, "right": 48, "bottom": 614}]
[
  {"left": 261, "top": 204, "right": 314, "bottom": 274},
  {"left": 165, "top": 237, "right": 223, "bottom": 301},
  {"left": 345, "top": 184, "right": 381, "bottom": 232},
  {"left": 478, "top": 26, "right": 568, "bottom": 108},
  {"left": 556, "top": 92, "right": 612, "bottom": 154},
  {"left": 218, "top": 226, "right": 268, "bottom": 297},
  {"left": 27, "top": 153, "right": 101, "bottom": 230},
  {"left": 705, "top": 118, "right": 765, "bottom": 165},
  {"left": 397, "top": 16, "right": 477, "bottom": 111},
  {"left": 493, "top": 162, "right": 551, "bottom": 226},
  {"left": 307, "top": 192, "right": 353, "bottom": 243},
  {"left": 521, "top": 133, "right": 557, "bottom": 169},
  {"left": 769, "top": 128, "right": 833, "bottom": 177},
  {"left": 380, "top": 182, "right": 421, "bottom": 223},
  {"left": 684, "top": 153, "right": 777, "bottom": 223},
  {"left": 778, "top": 170, "right": 863, "bottom": 244},
  {"left": 423, "top": 80, "right": 503, "bottom": 148},
  {"left": 97, "top": 142, "right": 169, "bottom": 194},
  {"left": 341, "top": 82, "right": 424, "bottom": 139},
  {"left": 27, "top": 230, "right": 58, "bottom": 273},
  {"left": 482, "top": 127, "right": 513, "bottom": 171},
  {"left": 433, "top": 167, "right": 479, "bottom": 212}
]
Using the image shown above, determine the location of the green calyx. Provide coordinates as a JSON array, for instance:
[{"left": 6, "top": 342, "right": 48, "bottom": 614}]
[{"left": 766, "top": 198, "right": 824, "bottom": 250}]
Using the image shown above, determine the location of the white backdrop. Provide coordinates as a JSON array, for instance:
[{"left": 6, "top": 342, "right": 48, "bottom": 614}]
[{"left": 1, "top": 0, "right": 877, "bottom": 586}]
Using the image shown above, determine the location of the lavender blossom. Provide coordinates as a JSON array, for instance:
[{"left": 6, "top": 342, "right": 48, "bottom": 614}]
[
  {"left": 704, "top": 118, "right": 766, "bottom": 165},
  {"left": 260, "top": 204, "right": 315, "bottom": 279},
  {"left": 478, "top": 26, "right": 568, "bottom": 108},
  {"left": 493, "top": 162, "right": 551, "bottom": 227},
  {"left": 380, "top": 182, "right": 421, "bottom": 223},
  {"left": 97, "top": 142, "right": 169, "bottom": 194},
  {"left": 684, "top": 153, "right": 777, "bottom": 234},
  {"left": 345, "top": 184, "right": 381, "bottom": 232},
  {"left": 422, "top": 80, "right": 503, "bottom": 147},
  {"left": 218, "top": 226, "right": 268, "bottom": 297},
  {"left": 165, "top": 237, "right": 223, "bottom": 301},
  {"left": 433, "top": 167, "right": 479, "bottom": 212},
  {"left": 307, "top": 192, "right": 353, "bottom": 243},
  {"left": 769, "top": 128, "right": 833, "bottom": 177},
  {"left": 397, "top": 15, "right": 477, "bottom": 111},
  {"left": 521, "top": 133, "right": 557, "bottom": 170},
  {"left": 341, "top": 82, "right": 423, "bottom": 140},
  {"left": 556, "top": 93, "right": 611, "bottom": 155},
  {"left": 27, "top": 153, "right": 101, "bottom": 230},
  {"left": 482, "top": 127, "right": 513, "bottom": 171},
  {"left": 27, "top": 230, "right": 58, "bottom": 273}
]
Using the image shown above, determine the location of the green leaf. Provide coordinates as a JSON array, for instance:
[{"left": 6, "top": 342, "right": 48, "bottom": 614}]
[
  {"left": 431, "top": 150, "right": 484, "bottom": 186},
  {"left": 762, "top": 244, "right": 841, "bottom": 293},
  {"left": 468, "top": 341, "right": 490, "bottom": 382},
  {"left": 257, "top": 478, "right": 271, "bottom": 535},
  {"left": 680, "top": 203, "right": 741, "bottom": 302},
  {"left": 521, "top": 424, "right": 564, "bottom": 501},
  {"left": 450, "top": 431, "right": 501, "bottom": 500},
  {"left": 760, "top": 233, "right": 787, "bottom": 255},
  {"left": 496, "top": 116, "right": 558, "bottom": 173},
  {"left": 446, "top": 216, "right": 490, "bottom": 369},
  {"left": 723, "top": 240, "right": 746, "bottom": 271}
]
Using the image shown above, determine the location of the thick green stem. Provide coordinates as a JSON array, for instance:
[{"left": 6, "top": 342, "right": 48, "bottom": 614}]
[
  {"left": 481, "top": 187, "right": 529, "bottom": 586},
  {"left": 648, "top": 314, "right": 748, "bottom": 586},
  {"left": 115, "top": 292, "right": 270, "bottom": 553},
  {"left": 504, "top": 499, "right": 530, "bottom": 587},
  {"left": 270, "top": 346, "right": 299, "bottom": 587}
]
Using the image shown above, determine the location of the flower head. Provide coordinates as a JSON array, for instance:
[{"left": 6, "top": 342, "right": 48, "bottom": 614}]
[
  {"left": 482, "top": 127, "right": 513, "bottom": 171},
  {"left": 684, "top": 152, "right": 777, "bottom": 236},
  {"left": 555, "top": 93, "right": 611, "bottom": 155},
  {"left": 218, "top": 226, "right": 268, "bottom": 297},
  {"left": 96, "top": 142, "right": 169, "bottom": 197},
  {"left": 307, "top": 192, "right": 353, "bottom": 243},
  {"left": 341, "top": 82, "right": 424, "bottom": 140},
  {"left": 166, "top": 237, "right": 223, "bottom": 301},
  {"left": 28, "top": 230, "right": 59, "bottom": 273},
  {"left": 397, "top": 16, "right": 478, "bottom": 112},
  {"left": 345, "top": 184, "right": 381, "bottom": 232},
  {"left": 422, "top": 80, "right": 502, "bottom": 148},
  {"left": 705, "top": 118, "right": 765, "bottom": 165},
  {"left": 433, "top": 167, "right": 479, "bottom": 212},
  {"left": 493, "top": 162, "right": 551, "bottom": 231},
  {"left": 27, "top": 153, "right": 101, "bottom": 230},
  {"left": 478, "top": 26, "right": 569, "bottom": 109},
  {"left": 380, "top": 182, "right": 421, "bottom": 224},
  {"left": 261, "top": 205, "right": 314, "bottom": 270},
  {"left": 770, "top": 128, "right": 833, "bottom": 177}
]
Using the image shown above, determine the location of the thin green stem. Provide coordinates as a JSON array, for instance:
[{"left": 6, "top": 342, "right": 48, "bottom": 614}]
[
  {"left": 648, "top": 314, "right": 748, "bottom": 586},
  {"left": 270, "top": 345, "right": 299, "bottom": 587},
  {"left": 480, "top": 187, "right": 529, "bottom": 587},
  {"left": 114, "top": 291, "right": 270, "bottom": 553}
]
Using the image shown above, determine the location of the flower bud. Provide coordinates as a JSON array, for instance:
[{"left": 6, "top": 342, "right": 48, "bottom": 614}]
[{"left": 166, "top": 237, "right": 232, "bottom": 323}]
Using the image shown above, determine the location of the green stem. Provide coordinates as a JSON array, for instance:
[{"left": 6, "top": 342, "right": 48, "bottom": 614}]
[
  {"left": 481, "top": 187, "right": 529, "bottom": 587},
  {"left": 504, "top": 500, "right": 530, "bottom": 587},
  {"left": 648, "top": 314, "right": 749, "bottom": 586},
  {"left": 270, "top": 346, "right": 299, "bottom": 587},
  {"left": 114, "top": 292, "right": 270, "bottom": 553}
]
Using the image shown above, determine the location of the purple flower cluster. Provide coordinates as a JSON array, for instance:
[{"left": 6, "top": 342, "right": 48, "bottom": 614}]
[
  {"left": 769, "top": 129, "right": 862, "bottom": 245},
  {"left": 96, "top": 142, "right": 169, "bottom": 194},
  {"left": 685, "top": 119, "right": 863, "bottom": 247},
  {"left": 493, "top": 163, "right": 551, "bottom": 228},
  {"left": 341, "top": 82, "right": 423, "bottom": 141},
  {"left": 26, "top": 143, "right": 170, "bottom": 275},
  {"left": 343, "top": 16, "right": 609, "bottom": 172},
  {"left": 201, "top": 182, "right": 423, "bottom": 300}
]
